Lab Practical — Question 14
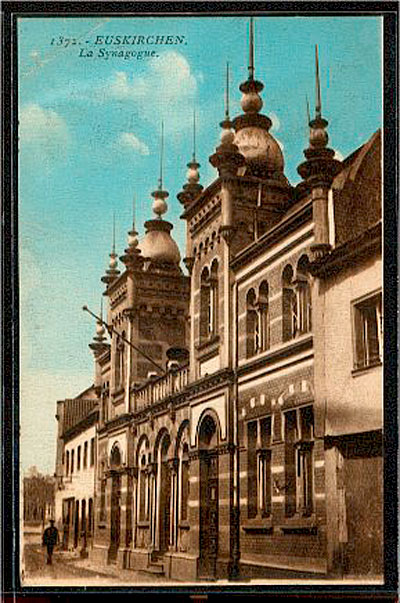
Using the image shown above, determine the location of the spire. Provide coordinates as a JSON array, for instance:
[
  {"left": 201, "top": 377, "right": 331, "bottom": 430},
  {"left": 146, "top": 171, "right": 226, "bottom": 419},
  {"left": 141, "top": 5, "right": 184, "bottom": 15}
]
[
  {"left": 315, "top": 45, "right": 322, "bottom": 119},
  {"left": 297, "top": 45, "right": 342, "bottom": 188},
  {"left": 120, "top": 194, "right": 142, "bottom": 268},
  {"left": 158, "top": 121, "right": 164, "bottom": 190},
  {"left": 151, "top": 122, "right": 169, "bottom": 218},
  {"left": 192, "top": 109, "right": 197, "bottom": 161},
  {"left": 177, "top": 110, "right": 203, "bottom": 209},
  {"left": 248, "top": 17, "right": 255, "bottom": 81},
  {"left": 101, "top": 214, "right": 120, "bottom": 286},
  {"left": 224, "top": 61, "right": 230, "bottom": 121},
  {"left": 209, "top": 63, "right": 245, "bottom": 177}
]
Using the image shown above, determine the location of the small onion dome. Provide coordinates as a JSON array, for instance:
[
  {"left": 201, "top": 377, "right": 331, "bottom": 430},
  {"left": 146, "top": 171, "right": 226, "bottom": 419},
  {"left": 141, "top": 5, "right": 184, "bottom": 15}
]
[
  {"left": 177, "top": 157, "right": 204, "bottom": 209},
  {"left": 101, "top": 251, "right": 120, "bottom": 285},
  {"left": 94, "top": 320, "right": 106, "bottom": 342},
  {"left": 120, "top": 225, "right": 143, "bottom": 268},
  {"left": 309, "top": 116, "right": 329, "bottom": 149},
  {"left": 139, "top": 219, "right": 181, "bottom": 266},
  {"left": 209, "top": 117, "right": 245, "bottom": 177},
  {"left": 151, "top": 187, "right": 169, "bottom": 218}
]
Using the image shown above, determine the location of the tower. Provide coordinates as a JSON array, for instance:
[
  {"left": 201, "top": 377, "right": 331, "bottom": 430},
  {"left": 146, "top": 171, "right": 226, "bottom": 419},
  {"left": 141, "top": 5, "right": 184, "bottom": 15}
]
[{"left": 297, "top": 46, "right": 342, "bottom": 259}]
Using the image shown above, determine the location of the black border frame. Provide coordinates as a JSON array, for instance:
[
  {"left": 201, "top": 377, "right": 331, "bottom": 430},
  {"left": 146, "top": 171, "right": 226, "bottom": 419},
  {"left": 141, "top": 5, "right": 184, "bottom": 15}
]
[{"left": 2, "top": 2, "right": 398, "bottom": 600}]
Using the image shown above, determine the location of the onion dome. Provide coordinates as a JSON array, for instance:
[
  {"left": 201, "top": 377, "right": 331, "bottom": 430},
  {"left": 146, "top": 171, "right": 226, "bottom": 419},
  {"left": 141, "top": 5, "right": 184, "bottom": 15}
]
[
  {"left": 139, "top": 123, "right": 181, "bottom": 271},
  {"left": 177, "top": 112, "right": 204, "bottom": 209},
  {"left": 209, "top": 62, "right": 245, "bottom": 178},
  {"left": 139, "top": 218, "right": 181, "bottom": 266},
  {"left": 297, "top": 46, "right": 342, "bottom": 185},
  {"left": 101, "top": 214, "right": 120, "bottom": 286},
  {"left": 231, "top": 19, "right": 285, "bottom": 180},
  {"left": 120, "top": 197, "right": 143, "bottom": 269}
]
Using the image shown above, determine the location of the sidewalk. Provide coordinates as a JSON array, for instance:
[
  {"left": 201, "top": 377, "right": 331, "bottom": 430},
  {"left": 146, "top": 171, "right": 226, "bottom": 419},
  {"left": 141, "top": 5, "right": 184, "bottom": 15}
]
[{"left": 61, "top": 551, "right": 175, "bottom": 584}]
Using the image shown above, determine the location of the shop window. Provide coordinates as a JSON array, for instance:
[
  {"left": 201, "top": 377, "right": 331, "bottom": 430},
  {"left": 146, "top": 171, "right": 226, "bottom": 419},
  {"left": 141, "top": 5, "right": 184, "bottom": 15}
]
[
  {"left": 284, "top": 406, "right": 314, "bottom": 518},
  {"left": 353, "top": 292, "right": 382, "bottom": 369}
]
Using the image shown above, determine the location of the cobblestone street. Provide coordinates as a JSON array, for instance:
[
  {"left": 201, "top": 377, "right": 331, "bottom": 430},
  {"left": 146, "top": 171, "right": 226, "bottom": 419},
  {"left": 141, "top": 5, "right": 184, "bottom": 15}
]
[{"left": 22, "top": 544, "right": 175, "bottom": 586}]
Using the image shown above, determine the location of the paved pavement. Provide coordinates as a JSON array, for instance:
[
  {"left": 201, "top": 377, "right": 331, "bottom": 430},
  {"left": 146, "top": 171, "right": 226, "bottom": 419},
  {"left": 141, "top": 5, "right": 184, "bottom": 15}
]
[{"left": 22, "top": 544, "right": 174, "bottom": 586}]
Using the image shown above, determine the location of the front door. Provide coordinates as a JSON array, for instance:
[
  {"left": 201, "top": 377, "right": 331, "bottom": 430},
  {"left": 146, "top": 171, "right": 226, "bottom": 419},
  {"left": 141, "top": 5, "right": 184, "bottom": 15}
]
[
  {"left": 108, "top": 473, "right": 121, "bottom": 562},
  {"left": 199, "top": 452, "right": 218, "bottom": 578}
]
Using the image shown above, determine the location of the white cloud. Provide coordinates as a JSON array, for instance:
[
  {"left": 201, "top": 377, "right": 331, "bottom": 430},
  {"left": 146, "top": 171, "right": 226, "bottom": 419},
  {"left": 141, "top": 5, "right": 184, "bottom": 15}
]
[
  {"left": 119, "top": 132, "right": 149, "bottom": 155},
  {"left": 108, "top": 52, "right": 198, "bottom": 135},
  {"left": 19, "top": 103, "right": 69, "bottom": 145}
]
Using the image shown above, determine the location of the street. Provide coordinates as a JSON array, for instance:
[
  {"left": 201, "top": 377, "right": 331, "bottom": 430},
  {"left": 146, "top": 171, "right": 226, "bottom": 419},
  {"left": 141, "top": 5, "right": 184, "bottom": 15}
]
[{"left": 22, "top": 543, "right": 174, "bottom": 586}]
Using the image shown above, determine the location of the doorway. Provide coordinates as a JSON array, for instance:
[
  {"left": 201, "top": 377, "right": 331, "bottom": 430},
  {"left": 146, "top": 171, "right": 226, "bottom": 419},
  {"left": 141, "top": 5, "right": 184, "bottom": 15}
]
[{"left": 198, "top": 414, "right": 219, "bottom": 579}]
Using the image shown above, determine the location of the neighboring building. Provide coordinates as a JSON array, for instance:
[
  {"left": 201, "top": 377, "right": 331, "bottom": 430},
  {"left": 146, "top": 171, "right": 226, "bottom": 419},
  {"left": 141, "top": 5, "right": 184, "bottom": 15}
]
[
  {"left": 55, "top": 386, "right": 99, "bottom": 554},
  {"left": 310, "top": 130, "right": 382, "bottom": 576},
  {"left": 54, "top": 26, "right": 382, "bottom": 580}
]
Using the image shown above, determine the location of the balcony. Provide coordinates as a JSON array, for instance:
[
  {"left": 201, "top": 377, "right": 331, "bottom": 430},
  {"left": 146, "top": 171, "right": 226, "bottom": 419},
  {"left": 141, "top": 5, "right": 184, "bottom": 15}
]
[{"left": 133, "top": 364, "right": 190, "bottom": 410}]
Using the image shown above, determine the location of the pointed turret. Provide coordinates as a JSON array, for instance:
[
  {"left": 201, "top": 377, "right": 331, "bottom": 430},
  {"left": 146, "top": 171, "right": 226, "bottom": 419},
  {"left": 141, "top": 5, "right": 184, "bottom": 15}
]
[
  {"left": 297, "top": 46, "right": 342, "bottom": 258},
  {"left": 177, "top": 111, "right": 204, "bottom": 209},
  {"left": 209, "top": 62, "right": 245, "bottom": 179},
  {"left": 231, "top": 18, "right": 286, "bottom": 180},
  {"left": 101, "top": 213, "right": 121, "bottom": 285}
]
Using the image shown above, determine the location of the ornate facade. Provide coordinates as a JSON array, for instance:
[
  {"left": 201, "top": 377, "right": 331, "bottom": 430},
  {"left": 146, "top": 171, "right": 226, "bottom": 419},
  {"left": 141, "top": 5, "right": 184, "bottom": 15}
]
[{"left": 55, "top": 26, "right": 382, "bottom": 581}]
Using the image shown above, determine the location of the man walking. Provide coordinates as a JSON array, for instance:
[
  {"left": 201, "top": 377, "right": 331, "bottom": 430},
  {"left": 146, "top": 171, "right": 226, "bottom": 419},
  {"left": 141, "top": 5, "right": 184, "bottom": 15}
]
[{"left": 42, "top": 519, "right": 59, "bottom": 565}]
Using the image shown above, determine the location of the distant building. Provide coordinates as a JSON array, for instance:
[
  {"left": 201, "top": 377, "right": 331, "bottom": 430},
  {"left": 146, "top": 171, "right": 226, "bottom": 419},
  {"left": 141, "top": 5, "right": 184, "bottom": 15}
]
[{"left": 54, "top": 24, "right": 382, "bottom": 580}]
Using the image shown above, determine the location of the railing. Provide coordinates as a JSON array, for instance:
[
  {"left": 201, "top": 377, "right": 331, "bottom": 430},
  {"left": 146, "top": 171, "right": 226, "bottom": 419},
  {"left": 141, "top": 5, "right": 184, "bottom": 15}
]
[{"left": 133, "top": 364, "right": 190, "bottom": 410}]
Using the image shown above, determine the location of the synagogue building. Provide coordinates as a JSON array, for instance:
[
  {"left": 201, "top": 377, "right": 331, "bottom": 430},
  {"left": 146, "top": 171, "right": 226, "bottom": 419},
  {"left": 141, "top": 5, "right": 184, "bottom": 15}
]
[{"left": 54, "top": 22, "right": 382, "bottom": 581}]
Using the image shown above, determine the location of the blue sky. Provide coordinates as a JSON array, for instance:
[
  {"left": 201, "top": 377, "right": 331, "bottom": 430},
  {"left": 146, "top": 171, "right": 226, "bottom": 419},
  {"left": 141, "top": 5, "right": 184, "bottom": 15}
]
[{"left": 18, "top": 15, "right": 382, "bottom": 473}]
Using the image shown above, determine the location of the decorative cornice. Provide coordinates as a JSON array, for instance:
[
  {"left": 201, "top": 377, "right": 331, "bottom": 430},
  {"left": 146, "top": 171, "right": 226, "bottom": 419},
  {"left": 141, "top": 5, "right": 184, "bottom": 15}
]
[
  {"left": 237, "top": 335, "right": 313, "bottom": 378},
  {"left": 62, "top": 410, "right": 99, "bottom": 442}
]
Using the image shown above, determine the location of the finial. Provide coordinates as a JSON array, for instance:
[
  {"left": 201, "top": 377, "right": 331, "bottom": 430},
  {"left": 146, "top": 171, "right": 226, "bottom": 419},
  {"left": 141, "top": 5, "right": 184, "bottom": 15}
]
[
  {"left": 101, "top": 214, "right": 120, "bottom": 285},
  {"left": 152, "top": 121, "right": 169, "bottom": 218},
  {"left": 158, "top": 121, "right": 164, "bottom": 190},
  {"left": 248, "top": 18, "right": 255, "bottom": 81},
  {"left": 225, "top": 61, "right": 230, "bottom": 119},
  {"left": 315, "top": 45, "right": 322, "bottom": 119}
]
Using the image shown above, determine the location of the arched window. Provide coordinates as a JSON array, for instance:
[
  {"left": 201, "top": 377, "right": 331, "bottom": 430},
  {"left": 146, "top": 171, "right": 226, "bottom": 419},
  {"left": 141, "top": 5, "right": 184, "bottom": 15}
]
[
  {"left": 246, "top": 289, "right": 258, "bottom": 357},
  {"left": 282, "top": 265, "right": 297, "bottom": 341},
  {"left": 258, "top": 281, "right": 270, "bottom": 352},
  {"left": 200, "top": 267, "right": 210, "bottom": 341},
  {"left": 180, "top": 443, "right": 190, "bottom": 522},
  {"left": 209, "top": 260, "right": 219, "bottom": 336},
  {"left": 137, "top": 439, "right": 149, "bottom": 523},
  {"left": 115, "top": 333, "right": 125, "bottom": 389},
  {"left": 295, "top": 256, "right": 312, "bottom": 335},
  {"left": 110, "top": 444, "right": 122, "bottom": 469}
]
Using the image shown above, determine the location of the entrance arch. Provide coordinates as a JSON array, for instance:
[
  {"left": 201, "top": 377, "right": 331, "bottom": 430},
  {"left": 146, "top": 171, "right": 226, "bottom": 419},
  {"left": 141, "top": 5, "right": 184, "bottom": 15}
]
[
  {"left": 198, "top": 413, "right": 219, "bottom": 579},
  {"left": 156, "top": 432, "right": 171, "bottom": 554}
]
